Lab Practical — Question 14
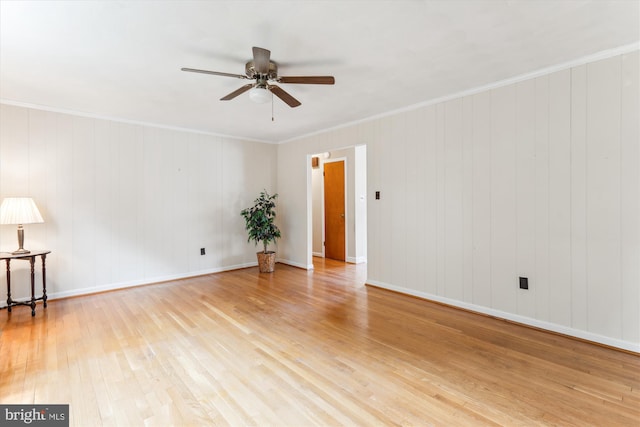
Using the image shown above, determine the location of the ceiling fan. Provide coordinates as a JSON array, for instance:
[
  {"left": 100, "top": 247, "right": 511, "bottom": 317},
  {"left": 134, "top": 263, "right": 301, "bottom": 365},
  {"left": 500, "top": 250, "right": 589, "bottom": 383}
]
[{"left": 181, "top": 47, "right": 335, "bottom": 108}]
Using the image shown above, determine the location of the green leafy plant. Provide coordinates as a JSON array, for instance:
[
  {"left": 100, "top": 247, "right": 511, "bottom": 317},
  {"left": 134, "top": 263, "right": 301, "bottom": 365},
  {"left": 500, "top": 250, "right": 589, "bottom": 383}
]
[{"left": 240, "top": 190, "right": 281, "bottom": 254}]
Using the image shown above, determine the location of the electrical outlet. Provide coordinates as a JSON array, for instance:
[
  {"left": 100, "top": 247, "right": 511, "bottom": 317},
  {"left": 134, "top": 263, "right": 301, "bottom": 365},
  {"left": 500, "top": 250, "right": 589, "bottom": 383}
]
[
  {"left": 519, "top": 277, "right": 528, "bottom": 290},
  {"left": 200, "top": 248, "right": 206, "bottom": 256}
]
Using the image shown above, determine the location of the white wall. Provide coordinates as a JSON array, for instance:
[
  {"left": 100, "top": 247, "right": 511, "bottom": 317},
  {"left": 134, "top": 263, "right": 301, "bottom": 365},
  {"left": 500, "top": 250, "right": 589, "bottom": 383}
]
[
  {"left": 354, "top": 145, "right": 367, "bottom": 263},
  {"left": 278, "top": 51, "right": 640, "bottom": 352},
  {"left": 0, "top": 105, "right": 277, "bottom": 302}
]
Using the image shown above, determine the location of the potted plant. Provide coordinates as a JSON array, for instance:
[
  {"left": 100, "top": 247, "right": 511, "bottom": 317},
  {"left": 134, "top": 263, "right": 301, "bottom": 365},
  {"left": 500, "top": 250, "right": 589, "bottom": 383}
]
[{"left": 240, "top": 190, "right": 281, "bottom": 273}]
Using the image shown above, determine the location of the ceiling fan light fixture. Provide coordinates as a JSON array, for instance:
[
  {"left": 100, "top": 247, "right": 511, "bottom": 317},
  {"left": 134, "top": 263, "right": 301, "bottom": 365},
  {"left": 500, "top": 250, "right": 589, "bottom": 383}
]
[{"left": 249, "top": 86, "right": 272, "bottom": 104}]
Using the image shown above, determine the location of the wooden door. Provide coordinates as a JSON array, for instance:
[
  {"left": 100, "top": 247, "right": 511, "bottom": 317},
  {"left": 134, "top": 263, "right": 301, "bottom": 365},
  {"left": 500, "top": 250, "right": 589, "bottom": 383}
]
[{"left": 324, "top": 160, "right": 345, "bottom": 261}]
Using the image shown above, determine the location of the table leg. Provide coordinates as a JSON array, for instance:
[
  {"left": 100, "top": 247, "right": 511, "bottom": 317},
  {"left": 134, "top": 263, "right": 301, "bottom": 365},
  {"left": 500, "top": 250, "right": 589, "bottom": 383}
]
[
  {"left": 29, "top": 256, "right": 36, "bottom": 316},
  {"left": 41, "top": 254, "right": 48, "bottom": 308},
  {"left": 5, "top": 259, "right": 11, "bottom": 313}
]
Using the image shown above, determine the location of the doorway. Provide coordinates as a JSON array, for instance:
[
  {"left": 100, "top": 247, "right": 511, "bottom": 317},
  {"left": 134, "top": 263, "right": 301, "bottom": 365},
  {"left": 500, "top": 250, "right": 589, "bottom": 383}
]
[{"left": 309, "top": 145, "right": 367, "bottom": 268}]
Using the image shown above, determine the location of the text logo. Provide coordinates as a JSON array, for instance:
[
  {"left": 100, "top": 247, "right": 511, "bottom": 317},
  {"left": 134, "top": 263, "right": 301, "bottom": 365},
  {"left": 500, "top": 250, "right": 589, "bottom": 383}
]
[{"left": 0, "top": 405, "right": 69, "bottom": 426}]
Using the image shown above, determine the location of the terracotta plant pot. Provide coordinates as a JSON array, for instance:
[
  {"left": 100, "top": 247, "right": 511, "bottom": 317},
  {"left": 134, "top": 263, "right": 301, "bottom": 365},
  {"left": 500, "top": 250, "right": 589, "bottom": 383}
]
[{"left": 256, "top": 251, "right": 276, "bottom": 273}]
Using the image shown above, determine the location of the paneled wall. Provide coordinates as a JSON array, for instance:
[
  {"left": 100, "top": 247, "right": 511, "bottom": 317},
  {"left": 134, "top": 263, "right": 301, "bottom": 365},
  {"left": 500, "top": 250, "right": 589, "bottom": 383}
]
[
  {"left": 278, "top": 51, "right": 639, "bottom": 351},
  {"left": 0, "top": 105, "right": 277, "bottom": 301}
]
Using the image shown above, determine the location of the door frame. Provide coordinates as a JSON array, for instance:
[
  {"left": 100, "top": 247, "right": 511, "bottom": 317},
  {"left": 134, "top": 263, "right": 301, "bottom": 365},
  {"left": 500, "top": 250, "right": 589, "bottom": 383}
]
[{"left": 307, "top": 146, "right": 366, "bottom": 270}]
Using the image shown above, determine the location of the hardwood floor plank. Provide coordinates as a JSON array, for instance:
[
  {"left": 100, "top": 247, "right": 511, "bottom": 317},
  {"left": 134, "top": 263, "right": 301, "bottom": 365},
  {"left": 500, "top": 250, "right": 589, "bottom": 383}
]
[{"left": 1, "top": 258, "right": 638, "bottom": 426}]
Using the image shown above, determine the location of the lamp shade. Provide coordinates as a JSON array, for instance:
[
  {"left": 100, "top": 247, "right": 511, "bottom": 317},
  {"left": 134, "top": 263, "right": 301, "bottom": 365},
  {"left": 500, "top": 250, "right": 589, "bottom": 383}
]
[{"left": 0, "top": 198, "right": 44, "bottom": 225}]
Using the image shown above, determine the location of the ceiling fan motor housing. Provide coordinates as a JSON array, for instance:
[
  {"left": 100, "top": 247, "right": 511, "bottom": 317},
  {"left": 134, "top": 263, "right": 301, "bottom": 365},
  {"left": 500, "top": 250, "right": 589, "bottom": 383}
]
[{"left": 245, "top": 60, "right": 278, "bottom": 81}]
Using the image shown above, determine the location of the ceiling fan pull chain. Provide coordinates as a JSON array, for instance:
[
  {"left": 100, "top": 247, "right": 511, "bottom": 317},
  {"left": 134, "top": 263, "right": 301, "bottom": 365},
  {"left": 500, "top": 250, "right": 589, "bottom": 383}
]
[{"left": 272, "top": 94, "right": 275, "bottom": 122}]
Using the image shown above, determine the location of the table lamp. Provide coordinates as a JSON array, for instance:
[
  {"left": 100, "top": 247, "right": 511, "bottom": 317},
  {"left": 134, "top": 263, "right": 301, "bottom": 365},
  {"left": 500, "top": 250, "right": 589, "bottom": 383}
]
[{"left": 0, "top": 197, "right": 44, "bottom": 254}]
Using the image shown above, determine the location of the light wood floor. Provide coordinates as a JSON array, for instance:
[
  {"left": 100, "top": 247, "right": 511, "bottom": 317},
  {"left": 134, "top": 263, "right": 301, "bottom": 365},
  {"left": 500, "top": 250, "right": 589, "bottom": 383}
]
[{"left": 1, "top": 258, "right": 638, "bottom": 426}]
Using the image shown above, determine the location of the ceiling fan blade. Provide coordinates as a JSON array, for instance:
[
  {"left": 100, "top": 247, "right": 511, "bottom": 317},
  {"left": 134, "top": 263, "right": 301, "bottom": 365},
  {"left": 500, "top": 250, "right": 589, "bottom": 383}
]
[
  {"left": 269, "top": 85, "right": 301, "bottom": 108},
  {"left": 252, "top": 47, "right": 271, "bottom": 75},
  {"left": 220, "top": 84, "right": 254, "bottom": 100},
  {"left": 181, "top": 68, "right": 248, "bottom": 79},
  {"left": 278, "top": 76, "right": 335, "bottom": 85}
]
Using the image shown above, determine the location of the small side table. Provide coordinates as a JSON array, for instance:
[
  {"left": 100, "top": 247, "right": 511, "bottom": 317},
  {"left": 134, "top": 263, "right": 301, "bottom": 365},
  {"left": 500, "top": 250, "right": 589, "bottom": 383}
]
[{"left": 0, "top": 250, "right": 51, "bottom": 316}]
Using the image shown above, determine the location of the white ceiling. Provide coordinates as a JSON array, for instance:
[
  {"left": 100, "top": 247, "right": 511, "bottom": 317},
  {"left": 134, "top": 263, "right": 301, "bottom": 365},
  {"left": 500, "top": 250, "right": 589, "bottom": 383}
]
[{"left": 1, "top": 1, "right": 638, "bottom": 143}]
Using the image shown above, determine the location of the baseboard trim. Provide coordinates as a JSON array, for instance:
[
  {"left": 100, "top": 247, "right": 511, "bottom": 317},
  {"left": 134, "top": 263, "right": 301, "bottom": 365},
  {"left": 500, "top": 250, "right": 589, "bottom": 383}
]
[{"left": 277, "top": 258, "right": 314, "bottom": 270}]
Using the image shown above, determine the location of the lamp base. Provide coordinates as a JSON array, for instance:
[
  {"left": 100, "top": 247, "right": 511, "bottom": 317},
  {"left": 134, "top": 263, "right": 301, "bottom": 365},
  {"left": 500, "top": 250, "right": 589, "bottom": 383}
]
[
  {"left": 12, "top": 225, "right": 31, "bottom": 254},
  {"left": 11, "top": 248, "right": 31, "bottom": 255}
]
